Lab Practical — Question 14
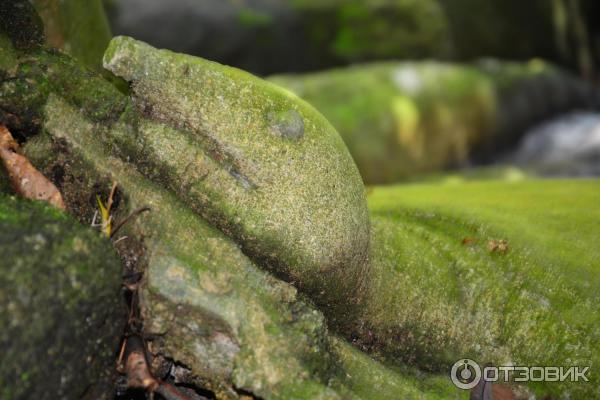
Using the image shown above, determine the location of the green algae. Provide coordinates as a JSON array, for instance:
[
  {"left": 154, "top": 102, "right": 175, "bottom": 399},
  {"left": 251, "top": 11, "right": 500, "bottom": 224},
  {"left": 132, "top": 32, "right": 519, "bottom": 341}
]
[
  {"left": 0, "top": 195, "right": 124, "bottom": 400},
  {"left": 102, "top": 36, "right": 370, "bottom": 327}
]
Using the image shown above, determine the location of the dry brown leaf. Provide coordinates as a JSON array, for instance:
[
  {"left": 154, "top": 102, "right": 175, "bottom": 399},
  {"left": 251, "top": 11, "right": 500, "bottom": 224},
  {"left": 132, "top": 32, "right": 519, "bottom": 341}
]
[
  {"left": 0, "top": 125, "right": 66, "bottom": 210},
  {"left": 487, "top": 239, "right": 509, "bottom": 253}
]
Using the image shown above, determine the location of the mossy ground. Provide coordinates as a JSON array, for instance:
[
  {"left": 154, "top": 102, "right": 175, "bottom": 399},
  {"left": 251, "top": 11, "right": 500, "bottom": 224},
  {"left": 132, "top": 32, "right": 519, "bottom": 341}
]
[
  {"left": 2, "top": 28, "right": 598, "bottom": 399},
  {"left": 362, "top": 178, "right": 599, "bottom": 398}
]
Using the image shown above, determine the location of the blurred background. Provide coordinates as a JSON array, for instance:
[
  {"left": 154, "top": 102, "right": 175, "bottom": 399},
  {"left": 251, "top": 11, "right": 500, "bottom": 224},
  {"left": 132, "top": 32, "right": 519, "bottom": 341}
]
[{"left": 104, "top": 0, "right": 600, "bottom": 183}]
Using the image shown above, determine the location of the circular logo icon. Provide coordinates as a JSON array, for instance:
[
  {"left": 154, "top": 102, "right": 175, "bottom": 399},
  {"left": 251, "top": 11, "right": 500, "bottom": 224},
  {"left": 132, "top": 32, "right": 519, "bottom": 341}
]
[{"left": 450, "top": 359, "right": 481, "bottom": 390}]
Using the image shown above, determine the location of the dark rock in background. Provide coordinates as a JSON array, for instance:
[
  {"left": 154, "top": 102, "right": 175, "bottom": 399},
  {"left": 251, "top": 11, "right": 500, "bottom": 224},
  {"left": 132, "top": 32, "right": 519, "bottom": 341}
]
[
  {"left": 107, "top": 0, "right": 600, "bottom": 78},
  {"left": 107, "top": 0, "right": 450, "bottom": 75}
]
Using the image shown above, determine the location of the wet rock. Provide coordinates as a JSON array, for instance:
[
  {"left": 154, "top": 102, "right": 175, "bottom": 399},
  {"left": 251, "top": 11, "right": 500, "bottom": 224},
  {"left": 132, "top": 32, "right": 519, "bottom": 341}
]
[
  {"left": 103, "top": 36, "right": 370, "bottom": 326},
  {"left": 0, "top": 195, "right": 124, "bottom": 400}
]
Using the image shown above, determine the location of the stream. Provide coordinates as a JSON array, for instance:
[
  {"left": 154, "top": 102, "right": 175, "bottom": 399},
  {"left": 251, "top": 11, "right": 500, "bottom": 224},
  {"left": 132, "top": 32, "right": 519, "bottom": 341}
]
[{"left": 506, "top": 112, "right": 600, "bottom": 176}]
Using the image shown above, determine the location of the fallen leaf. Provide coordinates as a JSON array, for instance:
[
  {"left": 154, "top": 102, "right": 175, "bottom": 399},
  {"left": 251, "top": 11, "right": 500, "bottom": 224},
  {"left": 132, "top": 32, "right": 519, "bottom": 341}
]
[
  {"left": 488, "top": 239, "right": 509, "bottom": 253},
  {"left": 0, "top": 125, "right": 65, "bottom": 210},
  {"left": 462, "top": 237, "right": 477, "bottom": 246}
]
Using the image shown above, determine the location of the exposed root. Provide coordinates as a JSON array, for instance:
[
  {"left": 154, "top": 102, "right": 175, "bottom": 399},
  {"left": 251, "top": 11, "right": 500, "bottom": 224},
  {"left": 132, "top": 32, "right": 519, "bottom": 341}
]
[{"left": 0, "top": 124, "right": 65, "bottom": 209}]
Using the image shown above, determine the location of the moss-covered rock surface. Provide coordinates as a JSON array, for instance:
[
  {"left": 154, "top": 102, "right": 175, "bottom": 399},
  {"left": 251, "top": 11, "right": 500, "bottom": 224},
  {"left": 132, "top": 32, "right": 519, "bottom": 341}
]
[
  {"left": 27, "top": 90, "right": 461, "bottom": 400},
  {"left": 101, "top": 36, "right": 370, "bottom": 326},
  {"left": 0, "top": 195, "right": 124, "bottom": 400},
  {"left": 2, "top": 29, "right": 599, "bottom": 399}
]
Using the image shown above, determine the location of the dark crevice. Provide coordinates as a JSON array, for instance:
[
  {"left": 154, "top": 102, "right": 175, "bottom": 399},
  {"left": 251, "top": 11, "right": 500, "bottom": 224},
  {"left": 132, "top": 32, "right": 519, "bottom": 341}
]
[{"left": 233, "top": 386, "right": 264, "bottom": 400}]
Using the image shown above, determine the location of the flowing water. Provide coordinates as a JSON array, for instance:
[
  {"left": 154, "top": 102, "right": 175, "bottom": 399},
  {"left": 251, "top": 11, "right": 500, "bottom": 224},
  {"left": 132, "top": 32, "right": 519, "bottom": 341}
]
[{"left": 508, "top": 112, "right": 600, "bottom": 176}]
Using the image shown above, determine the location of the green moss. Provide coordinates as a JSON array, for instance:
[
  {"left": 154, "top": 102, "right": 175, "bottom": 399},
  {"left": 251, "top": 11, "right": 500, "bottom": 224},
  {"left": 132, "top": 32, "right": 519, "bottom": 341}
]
[
  {"left": 271, "top": 62, "right": 498, "bottom": 183},
  {"left": 39, "top": 96, "right": 342, "bottom": 399},
  {"left": 0, "top": 195, "right": 123, "bottom": 399},
  {"left": 330, "top": 337, "right": 462, "bottom": 400},
  {"left": 0, "top": 43, "right": 126, "bottom": 135},
  {"left": 361, "top": 178, "right": 600, "bottom": 398},
  {"left": 102, "top": 36, "right": 370, "bottom": 328},
  {"left": 32, "top": 0, "right": 112, "bottom": 69},
  {"left": 32, "top": 88, "right": 469, "bottom": 400},
  {"left": 288, "top": 0, "right": 450, "bottom": 63}
]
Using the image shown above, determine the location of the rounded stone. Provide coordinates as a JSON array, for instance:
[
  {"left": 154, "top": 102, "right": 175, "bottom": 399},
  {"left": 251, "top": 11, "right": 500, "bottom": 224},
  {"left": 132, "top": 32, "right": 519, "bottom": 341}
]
[{"left": 103, "top": 36, "right": 371, "bottom": 325}]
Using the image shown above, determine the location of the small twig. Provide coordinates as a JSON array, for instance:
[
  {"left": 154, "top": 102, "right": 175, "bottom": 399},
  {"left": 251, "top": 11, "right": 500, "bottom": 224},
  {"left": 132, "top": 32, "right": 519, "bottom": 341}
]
[
  {"left": 91, "top": 210, "right": 99, "bottom": 227},
  {"left": 107, "top": 181, "right": 118, "bottom": 212},
  {"left": 110, "top": 206, "right": 151, "bottom": 238},
  {"left": 113, "top": 235, "right": 128, "bottom": 245}
]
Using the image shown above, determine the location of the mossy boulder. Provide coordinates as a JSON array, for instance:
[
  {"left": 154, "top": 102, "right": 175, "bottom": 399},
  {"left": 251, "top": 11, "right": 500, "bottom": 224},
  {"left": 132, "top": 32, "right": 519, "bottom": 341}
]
[
  {"left": 102, "top": 36, "right": 370, "bottom": 325},
  {"left": 4, "top": 33, "right": 598, "bottom": 399},
  {"left": 0, "top": 195, "right": 124, "bottom": 400},
  {"left": 270, "top": 60, "right": 598, "bottom": 183},
  {"left": 2, "top": 35, "right": 462, "bottom": 399},
  {"left": 359, "top": 178, "right": 599, "bottom": 398},
  {"left": 29, "top": 95, "right": 461, "bottom": 400}
]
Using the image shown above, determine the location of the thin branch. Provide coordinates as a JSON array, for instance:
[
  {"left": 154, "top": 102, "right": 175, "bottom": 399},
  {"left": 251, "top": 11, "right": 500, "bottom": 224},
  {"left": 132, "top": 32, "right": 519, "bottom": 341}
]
[{"left": 110, "top": 206, "right": 151, "bottom": 238}]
